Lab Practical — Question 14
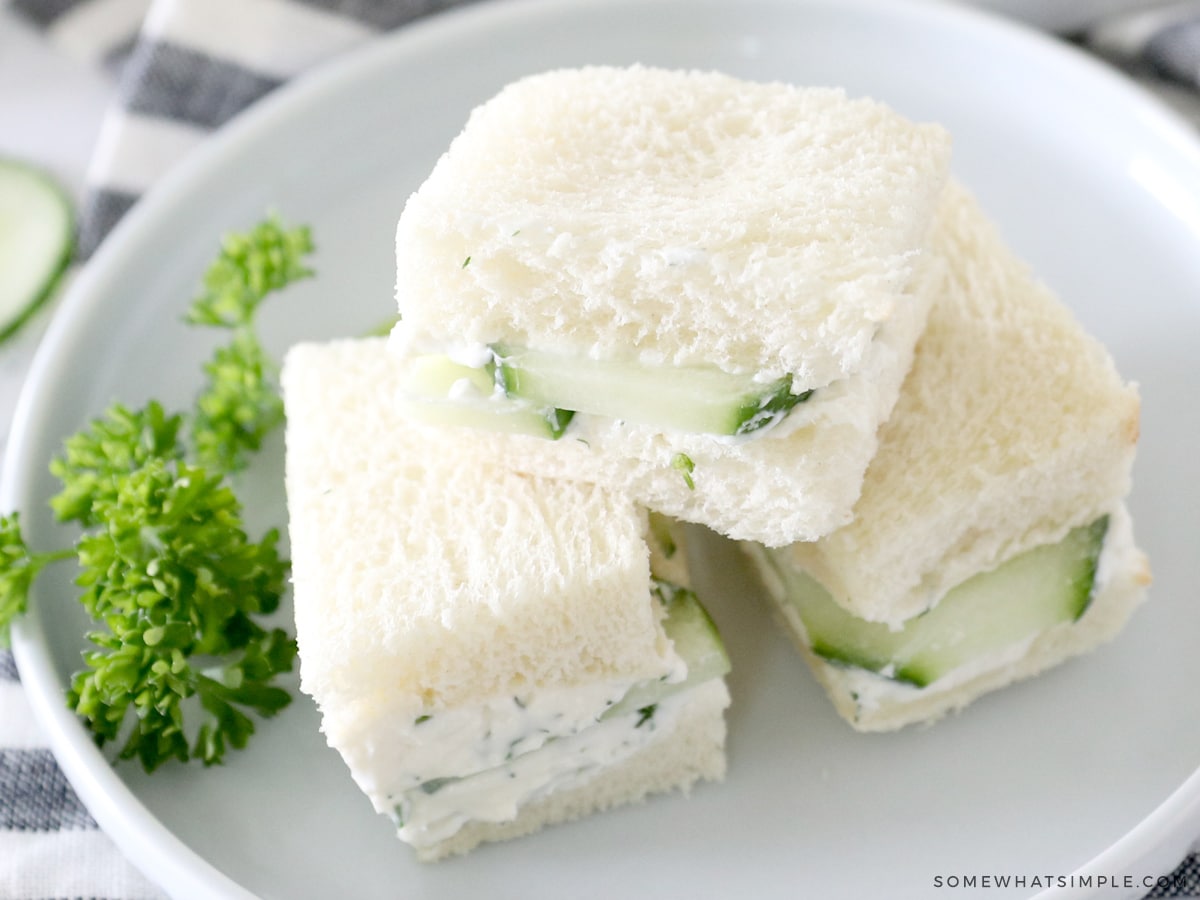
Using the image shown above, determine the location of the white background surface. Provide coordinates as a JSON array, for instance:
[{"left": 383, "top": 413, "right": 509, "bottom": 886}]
[
  {"left": 0, "top": 11, "right": 112, "bottom": 198},
  {"left": 0, "top": 9, "right": 114, "bottom": 444}
]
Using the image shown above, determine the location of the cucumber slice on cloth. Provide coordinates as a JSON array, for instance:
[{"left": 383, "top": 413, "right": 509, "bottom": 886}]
[{"left": 0, "top": 158, "right": 74, "bottom": 343}]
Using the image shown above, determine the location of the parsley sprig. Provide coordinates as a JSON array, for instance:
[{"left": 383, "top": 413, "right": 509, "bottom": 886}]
[
  {"left": 0, "top": 216, "right": 311, "bottom": 772},
  {"left": 189, "top": 220, "right": 313, "bottom": 472},
  {"left": 0, "top": 514, "right": 73, "bottom": 638}
]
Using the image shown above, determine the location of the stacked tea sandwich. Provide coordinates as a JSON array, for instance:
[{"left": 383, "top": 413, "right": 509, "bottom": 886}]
[
  {"left": 282, "top": 66, "right": 1147, "bottom": 860},
  {"left": 741, "top": 183, "right": 1149, "bottom": 731}
]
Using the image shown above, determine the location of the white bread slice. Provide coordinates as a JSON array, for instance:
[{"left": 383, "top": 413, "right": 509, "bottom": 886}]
[
  {"left": 747, "top": 505, "right": 1148, "bottom": 732},
  {"left": 774, "top": 182, "right": 1142, "bottom": 623},
  {"left": 388, "top": 66, "right": 952, "bottom": 545},
  {"left": 393, "top": 252, "right": 939, "bottom": 546},
  {"left": 392, "top": 65, "right": 951, "bottom": 391},
  {"left": 285, "top": 338, "right": 674, "bottom": 722},
  {"left": 283, "top": 337, "right": 726, "bottom": 856}
]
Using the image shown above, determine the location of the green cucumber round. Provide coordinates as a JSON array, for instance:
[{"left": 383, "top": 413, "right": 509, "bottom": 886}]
[{"left": 0, "top": 158, "right": 75, "bottom": 344}]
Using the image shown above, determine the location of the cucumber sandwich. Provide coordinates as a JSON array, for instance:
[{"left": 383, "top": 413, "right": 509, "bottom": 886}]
[
  {"left": 388, "top": 66, "right": 952, "bottom": 545},
  {"left": 283, "top": 338, "right": 730, "bottom": 860},
  {"left": 743, "top": 184, "right": 1150, "bottom": 731}
]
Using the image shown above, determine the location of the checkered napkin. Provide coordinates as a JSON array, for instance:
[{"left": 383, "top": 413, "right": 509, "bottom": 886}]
[
  {"left": 0, "top": 3, "right": 476, "bottom": 896},
  {"left": 2, "top": 0, "right": 1200, "bottom": 897}
]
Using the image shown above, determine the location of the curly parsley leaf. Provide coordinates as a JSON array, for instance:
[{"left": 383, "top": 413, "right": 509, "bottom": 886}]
[
  {"left": 189, "top": 217, "right": 313, "bottom": 473},
  {"left": 65, "top": 458, "right": 292, "bottom": 770},
  {"left": 1, "top": 215, "right": 311, "bottom": 770},
  {"left": 48, "top": 402, "right": 184, "bottom": 526},
  {"left": 0, "top": 514, "right": 73, "bottom": 646},
  {"left": 192, "top": 329, "right": 283, "bottom": 473},
  {"left": 185, "top": 217, "right": 313, "bottom": 330}
]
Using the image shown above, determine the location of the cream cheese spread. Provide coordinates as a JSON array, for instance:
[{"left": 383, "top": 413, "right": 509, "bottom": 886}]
[
  {"left": 336, "top": 652, "right": 692, "bottom": 851},
  {"left": 391, "top": 684, "right": 716, "bottom": 849},
  {"left": 820, "top": 505, "right": 1134, "bottom": 715}
]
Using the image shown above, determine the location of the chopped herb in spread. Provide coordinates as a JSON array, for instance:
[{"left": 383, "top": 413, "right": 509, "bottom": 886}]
[{"left": 671, "top": 453, "right": 696, "bottom": 490}]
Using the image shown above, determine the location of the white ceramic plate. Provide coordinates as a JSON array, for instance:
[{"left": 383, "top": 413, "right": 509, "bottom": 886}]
[{"left": 8, "top": 1, "right": 1200, "bottom": 898}]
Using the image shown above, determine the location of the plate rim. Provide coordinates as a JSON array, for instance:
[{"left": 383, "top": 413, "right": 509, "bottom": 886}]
[{"left": 7, "top": 0, "right": 1200, "bottom": 896}]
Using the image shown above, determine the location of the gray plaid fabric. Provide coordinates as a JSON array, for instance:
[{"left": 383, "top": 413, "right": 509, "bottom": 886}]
[
  {"left": 8, "top": 0, "right": 80, "bottom": 28},
  {"left": 0, "top": 749, "right": 95, "bottom": 831},
  {"left": 0, "top": 649, "right": 18, "bottom": 681}
]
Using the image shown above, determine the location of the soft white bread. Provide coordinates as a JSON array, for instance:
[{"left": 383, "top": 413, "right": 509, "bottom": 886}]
[
  {"left": 284, "top": 338, "right": 728, "bottom": 858},
  {"left": 419, "top": 679, "right": 729, "bottom": 861},
  {"left": 388, "top": 65, "right": 952, "bottom": 545},
  {"left": 399, "top": 253, "right": 939, "bottom": 546},
  {"left": 392, "top": 65, "right": 952, "bottom": 390},
  {"left": 283, "top": 338, "right": 678, "bottom": 747},
  {"left": 750, "top": 506, "right": 1148, "bottom": 732},
  {"left": 775, "top": 182, "right": 1142, "bottom": 623}
]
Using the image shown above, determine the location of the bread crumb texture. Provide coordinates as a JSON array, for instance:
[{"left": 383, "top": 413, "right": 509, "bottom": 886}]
[
  {"left": 283, "top": 339, "right": 676, "bottom": 726},
  {"left": 426, "top": 246, "right": 941, "bottom": 547},
  {"left": 394, "top": 66, "right": 951, "bottom": 388},
  {"left": 785, "top": 183, "right": 1141, "bottom": 623}
]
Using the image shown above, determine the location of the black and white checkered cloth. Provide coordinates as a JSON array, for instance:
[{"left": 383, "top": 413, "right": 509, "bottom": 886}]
[{"left": 2, "top": 0, "right": 1200, "bottom": 896}]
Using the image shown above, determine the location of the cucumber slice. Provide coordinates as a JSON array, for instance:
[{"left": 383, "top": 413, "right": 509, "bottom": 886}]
[
  {"left": 397, "top": 396, "right": 572, "bottom": 440},
  {"left": 399, "top": 354, "right": 573, "bottom": 439},
  {"left": 400, "top": 346, "right": 812, "bottom": 437},
  {"left": 495, "top": 344, "right": 811, "bottom": 436},
  {"left": 604, "top": 580, "right": 730, "bottom": 719},
  {"left": 405, "top": 354, "right": 497, "bottom": 398},
  {"left": 766, "top": 517, "right": 1108, "bottom": 688},
  {"left": 0, "top": 159, "right": 74, "bottom": 343}
]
